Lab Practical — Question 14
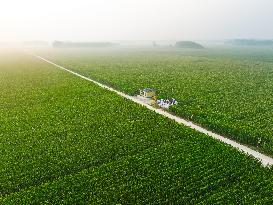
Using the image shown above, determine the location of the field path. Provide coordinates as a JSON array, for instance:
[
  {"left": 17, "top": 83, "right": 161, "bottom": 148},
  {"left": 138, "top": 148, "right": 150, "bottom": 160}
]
[{"left": 32, "top": 53, "right": 273, "bottom": 167}]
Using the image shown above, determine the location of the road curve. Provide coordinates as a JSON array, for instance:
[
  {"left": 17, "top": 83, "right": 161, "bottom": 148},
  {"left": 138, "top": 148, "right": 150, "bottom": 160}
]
[{"left": 32, "top": 53, "right": 273, "bottom": 167}]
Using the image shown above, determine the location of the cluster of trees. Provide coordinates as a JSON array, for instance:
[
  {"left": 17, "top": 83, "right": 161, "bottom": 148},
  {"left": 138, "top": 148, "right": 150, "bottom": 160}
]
[
  {"left": 175, "top": 41, "right": 204, "bottom": 49},
  {"left": 227, "top": 39, "right": 273, "bottom": 46},
  {"left": 52, "top": 41, "right": 118, "bottom": 48},
  {"left": 152, "top": 41, "right": 204, "bottom": 49}
]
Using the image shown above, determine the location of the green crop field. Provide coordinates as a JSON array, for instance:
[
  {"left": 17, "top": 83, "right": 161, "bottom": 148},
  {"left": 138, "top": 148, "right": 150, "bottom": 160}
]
[
  {"left": 1, "top": 51, "right": 273, "bottom": 204},
  {"left": 37, "top": 46, "right": 273, "bottom": 156}
]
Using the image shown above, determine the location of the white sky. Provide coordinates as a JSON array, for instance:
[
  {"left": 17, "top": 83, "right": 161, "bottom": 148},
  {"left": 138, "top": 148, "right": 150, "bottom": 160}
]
[{"left": 0, "top": 0, "right": 273, "bottom": 41}]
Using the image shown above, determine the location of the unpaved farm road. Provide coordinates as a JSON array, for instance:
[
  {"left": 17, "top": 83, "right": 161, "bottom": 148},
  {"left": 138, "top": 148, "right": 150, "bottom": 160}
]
[{"left": 32, "top": 53, "right": 273, "bottom": 167}]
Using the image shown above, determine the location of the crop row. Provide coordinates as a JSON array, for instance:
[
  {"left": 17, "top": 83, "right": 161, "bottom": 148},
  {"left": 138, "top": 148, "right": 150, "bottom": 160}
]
[
  {"left": 0, "top": 54, "right": 195, "bottom": 195},
  {"left": 41, "top": 48, "right": 273, "bottom": 156},
  {"left": 2, "top": 136, "right": 273, "bottom": 204},
  {"left": 1, "top": 52, "right": 273, "bottom": 203}
]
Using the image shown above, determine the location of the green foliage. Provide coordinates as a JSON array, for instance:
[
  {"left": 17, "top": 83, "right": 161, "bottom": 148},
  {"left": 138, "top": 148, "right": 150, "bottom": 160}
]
[
  {"left": 0, "top": 53, "right": 194, "bottom": 196},
  {"left": 1, "top": 52, "right": 273, "bottom": 204},
  {"left": 42, "top": 48, "right": 273, "bottom": 156},
  {"left": 2, "top": 139, "right": 273, "bottom": 204}
]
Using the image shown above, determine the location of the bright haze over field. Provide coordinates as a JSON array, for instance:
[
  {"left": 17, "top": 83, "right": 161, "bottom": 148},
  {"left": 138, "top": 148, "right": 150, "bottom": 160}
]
[{"left": 0, "top": 0, "right": 273, "bottom": 42}]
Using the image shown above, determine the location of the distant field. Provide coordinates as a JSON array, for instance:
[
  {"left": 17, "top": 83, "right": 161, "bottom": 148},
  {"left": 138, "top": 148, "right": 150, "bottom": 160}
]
[
  {"left": 38, "top": 46, "right": 273, "bottom": 156},
  {"left": 1, "top": 51, "right": 273, "bottom": 203}
]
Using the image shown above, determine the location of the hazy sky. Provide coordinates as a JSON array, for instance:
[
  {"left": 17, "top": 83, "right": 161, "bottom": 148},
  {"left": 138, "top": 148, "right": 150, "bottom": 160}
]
[{"left": 1, "top": 0, "right": 273, "bottom": 41}]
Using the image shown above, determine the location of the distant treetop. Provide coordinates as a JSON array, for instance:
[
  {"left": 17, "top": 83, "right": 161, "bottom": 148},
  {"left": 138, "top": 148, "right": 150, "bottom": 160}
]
[
  {"left": 227, "top": 39, "right": 273, "bottom": 46},
  {"left": 52, "top": 41, "right": 118, "bottom": 48},
  {"left": 175, "top": 41, "right": 204, "bottom": 49}
]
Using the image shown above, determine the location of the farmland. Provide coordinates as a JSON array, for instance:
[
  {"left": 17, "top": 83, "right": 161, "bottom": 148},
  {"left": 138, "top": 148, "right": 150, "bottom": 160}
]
[
  {"left": 2, "top": 0, "right": 273, "bottom": 203},
  {"left": 1, "top": 50, "right": 273, "bottom": 203},
  {"left": 37, "top": 46, "right": 273, "bottom": 156}
]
